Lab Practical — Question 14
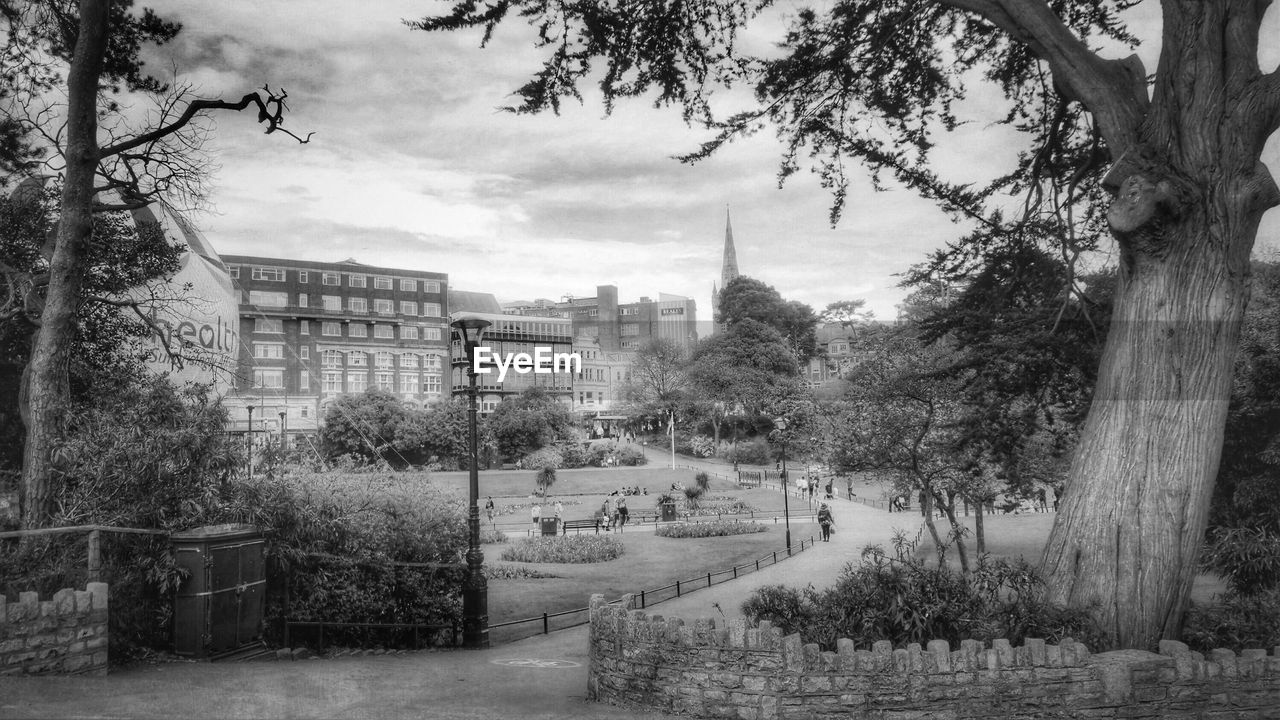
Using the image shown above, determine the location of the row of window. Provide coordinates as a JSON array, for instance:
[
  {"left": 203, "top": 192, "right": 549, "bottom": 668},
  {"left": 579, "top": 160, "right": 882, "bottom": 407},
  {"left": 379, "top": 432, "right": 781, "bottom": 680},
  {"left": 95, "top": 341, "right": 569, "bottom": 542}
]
[
  {"left": 252, "top": 318, "right": 442, "bottom": 341},
  {"left": 252, "top": 369, "right": 443, "bottom": 394},
  {"left": 233, "top": 266, "right": 441, "bottom": 293},
  {"left": 253, "top": 345, "right": 444, "bottom": 370},
  {"left": 246, "top": 291, "right": 442, "bottom": 317}
]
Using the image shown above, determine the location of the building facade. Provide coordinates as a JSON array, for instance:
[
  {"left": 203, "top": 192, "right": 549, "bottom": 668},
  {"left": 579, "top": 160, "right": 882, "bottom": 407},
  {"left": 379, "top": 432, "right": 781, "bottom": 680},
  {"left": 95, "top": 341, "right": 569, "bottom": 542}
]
[
  {"left": 505, "top": 285, "right": 699, "bottom": 353},
  {"left": 221, "top": 256, "right": 451, "bottom": 444},
  {"left": 449, "top": 311, "right": 575, "bottom": 412}
]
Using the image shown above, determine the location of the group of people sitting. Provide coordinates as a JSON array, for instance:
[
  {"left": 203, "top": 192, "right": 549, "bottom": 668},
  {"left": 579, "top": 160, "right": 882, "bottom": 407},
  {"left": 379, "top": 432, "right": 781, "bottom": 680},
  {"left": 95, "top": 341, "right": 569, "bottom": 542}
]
[{"left": 610, "top": 486, "right": 646, "bottom": 496}]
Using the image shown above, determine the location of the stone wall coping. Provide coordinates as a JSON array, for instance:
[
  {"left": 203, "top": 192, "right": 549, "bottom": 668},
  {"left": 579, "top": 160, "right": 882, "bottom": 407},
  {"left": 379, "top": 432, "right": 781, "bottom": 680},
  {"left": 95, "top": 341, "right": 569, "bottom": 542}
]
[{"left": 588, "top": 593, "right": 1280, "bottom": 679}]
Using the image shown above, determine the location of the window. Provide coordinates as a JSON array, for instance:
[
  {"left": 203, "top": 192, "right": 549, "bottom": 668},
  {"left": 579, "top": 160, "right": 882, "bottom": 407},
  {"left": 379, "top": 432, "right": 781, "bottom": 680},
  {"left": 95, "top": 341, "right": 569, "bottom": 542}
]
[
  {"left": 322, "top": 350, "right": 343, "bottom": 369},
  {"left": 348, "top": 351, "right": 366, "bottom": 367},
  {"left": 620, "top": 324, "right": 639, "bottom": 336},
  {"left": 322, "top": 322, "right": 342, "bottom": 337},
  {"left": 249, "top": 290, "right": 288, "bottom": 307},
  {"left": 323, "top": 371, "right": 342, "bottom": 393},
  {"left": 373, "top": 325, "right": 394, "bottom": 339},
  {"left": 400, "top": 301, "right": 417, "bottom": 316},
  {"left": 619, "top": 307, "right": 637, "bottom": 316},
  {"left": 349, "top": 323, "right": 367, "bottom": 338},
  {"left": 400, "top": 353, "right": 419, "bottom": 368},
  {"left": 299, "top": 271, "right": 309, "bottom": 283},
  {"left": 424, "top": 374, "right": 441, "bottom": 394},
  {"left": 254, "top": 343, "right": 284, "bottom": 359},
  {"left": 401, "top": 326, "right": 419, "bottom": 340},
  {"left": 424, "top": 355, "right": 442, "bottom": 371},
  {"left": 374, "top": 276, "right": 392, "bottom": 290},
  {"left": 254, "top": 318, "right": 283, "bottom": 333},
  {"left": 374, "top": 299, "right": 394, "bottom": 315},
  {"left": 300, "top": 370, "right": 311, "bottom": 391},
  {"left": 322, "top": 272, "right": 340, "bottom": 286},
  {"left": 348, "top": 297, "right": 367, "bottom": 313},
  {"left": 323, "top": 295, "right": 341, "bottom": 311},
  {"left": 347, "top": 372, "right": 368, "bottom": 393},
  {"left": 251, "top": 267, "right": 285, "bottom": 282},
  {"left": 252, "top": 369, "right": 283, "bottom": 388},
  {"left": 422, "top": 282, "right": 440, "bottom": 293},
  {"left": 620, "top": 340, "right": 637, "bottom": 350},
  {"left": 349, "top": 275, "right": 366, "bottom": 288},
  {"left": 422, "top": 302, "right": 441, "bottom": 317},
  {"left": 301, "top": 406, "right": 309, "bottom": 418},
  {"left": 375, "top": 351, "right": 394, "bottom": 369},
  {"left": 300, "top": 320, "right": 310, "bottom": 335},
  {"left": 300, "top": 347, "right": 310, "bottom": 360},
  {"left": 298, "top": 293, "right": 308, "bottom": 308},
  {"left": 400, "top": 279, "right": 417, "bottom": 291},
  {"left": 375, "top": 372, "right": 395, "bottom": 391},
  {"left": 423, "top": 327, "right": 441, "bottom": 341},
  {"left": 400, "top": 374, "right": 419, "bottom": 394},
  {"left": 228, "top": 266, "right": 240, "bottom": 278},
  {"left": 588, "top": 308, "right": 599, "bottom": 316}
]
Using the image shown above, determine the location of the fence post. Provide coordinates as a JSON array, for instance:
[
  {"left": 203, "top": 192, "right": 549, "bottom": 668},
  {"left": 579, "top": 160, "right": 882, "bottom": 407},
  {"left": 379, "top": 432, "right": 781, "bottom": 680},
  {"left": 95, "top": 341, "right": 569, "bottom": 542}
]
[
  {"left": 543, "top": 612, "right": 549, "bottom": 635},
  {"left": 86, "top": 529, "right": 102, "bottom": 582},
  {"left": 676, "top": 580, "right": 681, "bottom": 597},
  {"left": 707, "top": 572, "right": 712, "bottom": 588},
  {"left": 640, "top": 590, "right": 646, "bottom": 609},
  {"left": 773, "top": 551, "right": 777, "bottom": 563},
  {"left": 733, "top": 566, "right": 737, "bottom": 579}
]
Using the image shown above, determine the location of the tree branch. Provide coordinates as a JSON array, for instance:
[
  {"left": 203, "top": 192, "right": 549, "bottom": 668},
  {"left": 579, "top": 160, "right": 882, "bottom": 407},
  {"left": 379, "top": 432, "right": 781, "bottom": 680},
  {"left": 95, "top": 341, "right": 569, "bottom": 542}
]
[
  {"left": 934, "top": 0, "right": 1148, "bottom": 156},
  {"left": 99, "top": 85, "right": 313, "bottom": 159}
]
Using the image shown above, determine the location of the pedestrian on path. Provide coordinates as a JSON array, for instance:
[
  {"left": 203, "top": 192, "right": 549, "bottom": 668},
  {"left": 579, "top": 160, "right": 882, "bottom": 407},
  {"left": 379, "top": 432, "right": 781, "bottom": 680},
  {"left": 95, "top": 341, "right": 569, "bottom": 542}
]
[
  {"left": 531, "top": 503, "right": 541, "bottom": 527},
  {"left": 817, "top": 503, "right": 834, "bottom": 542},
  {"left": 485, "top": 496, "right": 495, "bottom": 526},
  {"left": 617, "top": 497, "right": 629, "bottom": 527},
  {"left": 554, "top": 500, "right": 564, "bottom": 530}
]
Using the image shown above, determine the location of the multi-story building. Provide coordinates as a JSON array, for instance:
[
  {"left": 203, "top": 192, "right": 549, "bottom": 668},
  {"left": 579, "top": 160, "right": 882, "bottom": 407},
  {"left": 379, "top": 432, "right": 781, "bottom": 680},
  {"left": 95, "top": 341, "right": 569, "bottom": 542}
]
[
  {"left": 571, "top": 335, "right": 635, "bottom": 437},
  {"left": 504, "top": 285, "right": 699, "bottom": 353},
  {"left": 221, "top": 256, "right": 450, "bottom": 445},
  {"left": 448, "top": 307, "right": 575, "bottom": 412}
]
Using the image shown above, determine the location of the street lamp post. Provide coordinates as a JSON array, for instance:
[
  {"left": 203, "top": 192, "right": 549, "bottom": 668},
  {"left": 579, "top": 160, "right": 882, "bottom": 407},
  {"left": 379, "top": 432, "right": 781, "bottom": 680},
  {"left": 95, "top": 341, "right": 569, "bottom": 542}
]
[
  {"left": 775, "top": 417, "right": 792, "bottom": 553},
  {"left": 451, "top": 312, "right": 492, "bottom": 649},
  {"left": 246, "top": 405, "right": 255, "bottom": 480},
  {"left": 280, "top": 411, "right": 288, "bottom": 454}
]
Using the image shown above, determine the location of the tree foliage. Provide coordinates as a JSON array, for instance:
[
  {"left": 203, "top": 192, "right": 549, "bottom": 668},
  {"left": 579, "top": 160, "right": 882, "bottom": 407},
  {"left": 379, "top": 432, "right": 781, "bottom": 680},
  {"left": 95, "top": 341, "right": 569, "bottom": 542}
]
[
  {"left": 486, "top": 387, "right": 574, "bottom": 463},
  {"left": 687, "top": 318, "right": 802, "bottom": 419},
  {"left": 716, "top": 276, "right": 819, "bottom": 360}
]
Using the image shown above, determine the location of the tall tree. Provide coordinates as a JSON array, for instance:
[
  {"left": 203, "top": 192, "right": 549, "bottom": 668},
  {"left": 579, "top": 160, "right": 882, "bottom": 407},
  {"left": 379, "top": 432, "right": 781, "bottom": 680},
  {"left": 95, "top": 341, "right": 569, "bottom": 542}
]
[
  {"left": 4, "top": 0, "right": 307, "bottom": 529},
  {"left": 716, "top": 276, "right": 819, "bottom": 360},
  {"left": 413, "top": 0, "right": 1280, "bottom": 649},
  {"left": 686, "top": 318, "right": 803, "bottom": 418}
]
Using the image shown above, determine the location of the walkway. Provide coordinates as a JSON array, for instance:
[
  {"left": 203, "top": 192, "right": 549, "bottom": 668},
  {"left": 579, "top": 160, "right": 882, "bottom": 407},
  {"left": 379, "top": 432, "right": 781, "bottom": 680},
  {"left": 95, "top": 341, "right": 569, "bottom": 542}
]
[{"left": 0, "top": 463, "right": 917, "bottom": 720}]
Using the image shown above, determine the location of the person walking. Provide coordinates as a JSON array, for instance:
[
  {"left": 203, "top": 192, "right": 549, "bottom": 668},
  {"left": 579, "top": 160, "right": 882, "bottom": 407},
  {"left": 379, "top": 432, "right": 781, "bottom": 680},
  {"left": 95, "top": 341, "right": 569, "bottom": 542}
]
[
  {"left": 531, "top": 503, "right": 541, "bottom": 529},
  {"left": 553, "top": 500, "right": 564, "bottom": 531},
  {"left": 817, "top": 503, "right": 834, "bottom": 542},
  {"left": 617, "top": 497, "right": 629, "bottom": 528},
  {"left": 485, "top": 496, "right": 495, "bottom": 526}
]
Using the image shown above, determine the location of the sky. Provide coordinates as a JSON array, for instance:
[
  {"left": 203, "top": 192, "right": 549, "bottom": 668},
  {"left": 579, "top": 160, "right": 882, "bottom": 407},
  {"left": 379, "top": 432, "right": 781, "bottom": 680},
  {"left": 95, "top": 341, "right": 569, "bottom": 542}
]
[{"left": 134, "top": 1, "right": 1280, "bottom": 326}]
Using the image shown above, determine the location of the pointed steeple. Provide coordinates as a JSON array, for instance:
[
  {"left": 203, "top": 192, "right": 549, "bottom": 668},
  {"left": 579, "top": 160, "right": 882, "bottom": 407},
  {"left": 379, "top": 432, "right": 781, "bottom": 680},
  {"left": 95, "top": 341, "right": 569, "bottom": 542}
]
[{"left": 721, "top": 206, "right": 740, "bottom": 291}]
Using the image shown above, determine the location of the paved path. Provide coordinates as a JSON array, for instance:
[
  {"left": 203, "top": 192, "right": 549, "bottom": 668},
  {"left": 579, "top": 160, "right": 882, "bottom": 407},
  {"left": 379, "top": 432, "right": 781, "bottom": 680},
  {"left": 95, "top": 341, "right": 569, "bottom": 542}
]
[{"left": 0, "top": 462, "right": 919, "bottom": 720}]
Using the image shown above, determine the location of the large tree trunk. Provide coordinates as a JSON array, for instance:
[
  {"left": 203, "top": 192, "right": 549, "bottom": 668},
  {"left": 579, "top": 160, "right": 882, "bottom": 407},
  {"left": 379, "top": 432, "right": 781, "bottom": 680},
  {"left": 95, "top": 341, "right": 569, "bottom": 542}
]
[
  {"left": 19, "top": 0, "right": 109, "bottom": 529},
  {"left": 1041, "top": 1, "right": 1278, "bottom": 650}
]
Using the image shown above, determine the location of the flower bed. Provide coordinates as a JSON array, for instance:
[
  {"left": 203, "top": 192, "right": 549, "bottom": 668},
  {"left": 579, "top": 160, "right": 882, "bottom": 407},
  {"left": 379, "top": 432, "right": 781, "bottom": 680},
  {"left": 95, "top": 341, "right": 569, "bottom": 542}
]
[
  {"left": 500, "top": 535, "right": 625, "bottom": 563},
  {"left": 655, "top": 520, "right": 768, "bottom": 539}
]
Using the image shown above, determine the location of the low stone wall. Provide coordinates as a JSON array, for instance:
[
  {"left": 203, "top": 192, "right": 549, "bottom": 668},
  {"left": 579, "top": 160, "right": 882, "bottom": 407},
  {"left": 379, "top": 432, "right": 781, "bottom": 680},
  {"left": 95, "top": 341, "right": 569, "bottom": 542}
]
[
  {"left": 587, "top": 594, "right": 1280, "bottom": 719},
  {"left": 1, "top": 583, "right": 109, "bottom": 675}
]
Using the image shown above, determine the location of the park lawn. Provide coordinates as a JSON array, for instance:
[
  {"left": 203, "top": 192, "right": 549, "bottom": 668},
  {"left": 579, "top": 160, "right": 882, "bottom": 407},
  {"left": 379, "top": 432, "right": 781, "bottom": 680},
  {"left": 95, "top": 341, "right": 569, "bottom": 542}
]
[
  {"left": 914, "top": 511, "right": 1227, "bottom": 603},
  {"left": 485, "top": 523, "right": 789, "bottom": 642}
]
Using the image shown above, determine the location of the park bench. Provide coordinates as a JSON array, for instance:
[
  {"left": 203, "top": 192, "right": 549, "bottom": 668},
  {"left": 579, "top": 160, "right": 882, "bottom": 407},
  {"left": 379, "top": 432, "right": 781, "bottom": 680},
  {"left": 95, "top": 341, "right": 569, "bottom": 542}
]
[{"left": 561, "top": 518, "right": 601, "bottom": 535}]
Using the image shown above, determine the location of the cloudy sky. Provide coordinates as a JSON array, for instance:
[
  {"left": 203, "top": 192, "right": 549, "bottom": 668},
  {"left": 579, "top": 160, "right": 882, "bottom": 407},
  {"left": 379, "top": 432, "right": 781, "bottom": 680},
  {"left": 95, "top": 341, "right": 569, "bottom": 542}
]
[{"left": 136, "top": 1, "right": 1280, "bottom": 325}]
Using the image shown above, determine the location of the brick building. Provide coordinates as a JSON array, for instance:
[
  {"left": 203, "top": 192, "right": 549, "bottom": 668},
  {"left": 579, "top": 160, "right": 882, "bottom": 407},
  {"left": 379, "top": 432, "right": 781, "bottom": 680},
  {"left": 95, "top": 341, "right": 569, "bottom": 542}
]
[
  {"left": 504, "top": 285, "right": 699, "bottom": 353},
  {"left": 221, "top": 255, "right": 450, "bottom": 447}
]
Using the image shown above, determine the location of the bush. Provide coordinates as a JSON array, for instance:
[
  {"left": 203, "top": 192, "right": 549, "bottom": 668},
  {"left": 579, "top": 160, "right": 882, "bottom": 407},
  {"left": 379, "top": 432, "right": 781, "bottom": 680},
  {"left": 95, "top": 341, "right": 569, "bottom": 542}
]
[
  {"left": 692, "top": 496, "right": 758, "bottom": 515},
  {"left": 481, "top": 526, "right": 508, "bottom": 544},
  {"left": 723, "top": 438, "right": 772, "bottom": 466},
  {"left": 1201, "top": 527, "right": 1280, "bottom": 595},
  {"left": 615, "top": 446, "right": 647, "bottom": 466},
  {"left": 559, "top": 442, "right": 591, "bottom": 469},
  {"left": 740, "top": 585, "right": 817, "bottom": 638},
  {"left": 688, "top": 435, "right": 717, "bottom": 458},
  {"left": 742, "top": 551, "right": 1103, "bottom": 651},
  {"left": 1182, "top": 588, "right": 1280, "bottom": 652},
  {"left": 522, "top": 446, "right": 563, "bottom": 470},
  {"left": 484, "top": 564, "right": 557, "bottom": 580},
  {"left": 500, "top": 536, "right": 625, "bottom": 563},
  {"left": 655, "top": 521, "right": 768, "bottom": 538}
]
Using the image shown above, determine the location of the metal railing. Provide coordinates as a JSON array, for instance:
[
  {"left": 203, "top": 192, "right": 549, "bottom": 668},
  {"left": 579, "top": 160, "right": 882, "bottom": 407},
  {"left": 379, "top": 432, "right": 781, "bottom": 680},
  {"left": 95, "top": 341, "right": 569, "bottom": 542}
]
[{"left": 488, "top": 534, "right": 818, "bottom": 642}]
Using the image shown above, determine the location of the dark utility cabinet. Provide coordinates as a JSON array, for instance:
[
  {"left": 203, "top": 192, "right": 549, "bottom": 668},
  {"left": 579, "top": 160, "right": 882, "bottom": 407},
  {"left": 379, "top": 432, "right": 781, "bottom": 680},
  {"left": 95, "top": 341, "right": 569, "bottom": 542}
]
[
  {"left": 540, "top": 518, "right": 559, "bottom": 536},
  {"left": 171, "top": 524, "right": 266, "bottom": 658}
]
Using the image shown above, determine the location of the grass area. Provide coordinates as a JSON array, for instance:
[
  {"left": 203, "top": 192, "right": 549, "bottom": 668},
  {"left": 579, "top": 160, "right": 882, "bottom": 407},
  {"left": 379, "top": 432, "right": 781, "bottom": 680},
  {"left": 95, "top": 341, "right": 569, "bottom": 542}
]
[{"left": 913, "top": 511, "right": 1227, "bottom": 603}]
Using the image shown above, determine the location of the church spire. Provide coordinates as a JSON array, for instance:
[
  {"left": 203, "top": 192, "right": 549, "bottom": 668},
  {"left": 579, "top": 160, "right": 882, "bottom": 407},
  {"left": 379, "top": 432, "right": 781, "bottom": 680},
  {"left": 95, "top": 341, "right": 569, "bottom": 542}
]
[{"left": 721, "top": 206, "right": 739, "bottom": 290}]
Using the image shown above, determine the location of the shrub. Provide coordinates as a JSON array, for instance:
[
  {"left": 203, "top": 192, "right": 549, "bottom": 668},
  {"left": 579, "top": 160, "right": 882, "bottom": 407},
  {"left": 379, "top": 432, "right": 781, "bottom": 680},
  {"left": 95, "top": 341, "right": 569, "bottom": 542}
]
[
  {"left": 484, "top": 564, "right": 558, "bottom": 580},
  {"left": 723, "top": 438, "right": 771, "bottom": 466},
  {"left": 500, "top": 535, "right": 625, "bottom": 563},
  {"left": 1201, "top": 527, "right": 1280, "bottom": 595},
  {"left": 481, "top": 526, "right": 508, "bottom": 544},
  {"left": 742, "top": 551, "right": 1103, "bottom": 651},
  {"left": 1182, "top": 588, "right": 1280, "bottom": 652},
  {"left": 522, "top": 446, "right": 563, "bottom": 471},
  {"left": 535, "top": 466, "right": 557, "bottom": 495},
  {"left": 559, "top": 442, "right": 591, "bottom": 469},
  {"left": 691, "top": 497, "right": 758, "bottom": 515},
  {"left": 615, "top": 446, "right": 646, "bottom": 466},
  {"left": 655, "top": 521, "right": 767, "bottom": 538},
  {"left": 688, "top": 435, "right": 717, "bottom": 458},
  {"left": 740, "top": 585, "right": 817, "bottom": 638}
]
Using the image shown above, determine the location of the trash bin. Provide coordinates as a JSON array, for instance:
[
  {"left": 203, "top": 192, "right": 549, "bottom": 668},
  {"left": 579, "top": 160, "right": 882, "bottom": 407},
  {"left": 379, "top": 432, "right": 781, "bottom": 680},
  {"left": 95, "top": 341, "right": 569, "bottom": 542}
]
[
  {"left": 540, "top": 518, "right": 559, "bottom": 536},
  {"left": 660, "top": 503, "right": 678, "bottom": 522},
  {"left": 171, "top": 524, "right": 265, "bottom": 658}
]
